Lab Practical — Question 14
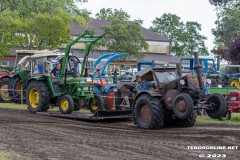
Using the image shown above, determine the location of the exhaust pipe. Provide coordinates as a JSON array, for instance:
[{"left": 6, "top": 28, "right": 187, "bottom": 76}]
[{"left": 193, "top": 50, "right": 203, "bottom": 91}]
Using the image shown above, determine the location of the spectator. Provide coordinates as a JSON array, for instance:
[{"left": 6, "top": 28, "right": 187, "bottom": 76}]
[
  {"left": 121, "top": 72, "right": 130, "bottom": 80},
  {"left": 50, "top": 63, "right": 61, "bottom": 78},
  {"left": 202, "top": 75, "right": 210, "bottom": 97}
]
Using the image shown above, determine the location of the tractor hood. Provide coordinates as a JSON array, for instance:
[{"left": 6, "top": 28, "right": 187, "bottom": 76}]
[{"left": 66, "top": 77, "right": 92, "bottom": 84}]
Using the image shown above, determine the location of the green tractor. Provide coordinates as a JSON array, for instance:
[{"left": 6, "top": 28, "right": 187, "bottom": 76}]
[
  {"left": 26, "top": 31, "right": 105, "bottom": 114},
  {"left": 8, "top": 50, "right": 60, "bottom": 103}
]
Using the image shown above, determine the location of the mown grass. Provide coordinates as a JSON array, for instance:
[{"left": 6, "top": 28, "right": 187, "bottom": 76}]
[
  {"left": 196, "top": 113, "right": 240, "bottom": 125},
  {"left": 0, "top": 150, "right": 13, "bottom": 160}
]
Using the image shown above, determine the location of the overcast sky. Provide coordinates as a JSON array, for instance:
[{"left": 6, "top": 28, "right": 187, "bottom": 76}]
[{"left": 79, "top": 0, "right": 217, "bottom": 52}]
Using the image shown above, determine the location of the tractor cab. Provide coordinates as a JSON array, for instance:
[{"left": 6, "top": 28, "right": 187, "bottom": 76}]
[{"left": 181, "top": 56, "right": 218, "bottom": 75}]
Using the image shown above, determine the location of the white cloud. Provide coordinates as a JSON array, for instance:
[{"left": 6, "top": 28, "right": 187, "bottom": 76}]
[{"left": 78, "top": 0, "right": 217, "bottom": 52}]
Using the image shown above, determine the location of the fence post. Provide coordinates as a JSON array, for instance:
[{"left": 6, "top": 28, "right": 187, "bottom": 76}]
[{"left": 21, "top": 87, "right": 23, "bottom": 104}]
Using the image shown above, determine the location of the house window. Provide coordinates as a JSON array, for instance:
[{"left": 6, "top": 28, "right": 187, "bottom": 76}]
[{"left": 1, "top": 61, "right": 9, "bottom": 67}]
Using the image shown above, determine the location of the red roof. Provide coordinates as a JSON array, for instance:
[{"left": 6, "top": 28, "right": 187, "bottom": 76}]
[{"left": 70, "top": 19, "right": 170, "bottom": 42}]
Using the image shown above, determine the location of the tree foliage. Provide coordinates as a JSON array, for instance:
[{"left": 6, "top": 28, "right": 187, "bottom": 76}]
[
  {"left": 95, "top": 8, "right": 148, "bottom": 60},
  {"left": 0, "top": 0, "right": 90, "bottom": 59},
  {"left": 211, "top": 1, "right": 240, "bottom": 47},
  {"left": 210, "top": 0, "right": 240, "bottom": 63},
  {"left": 150, "top": 13, "right": 208, "bottom": 56}
]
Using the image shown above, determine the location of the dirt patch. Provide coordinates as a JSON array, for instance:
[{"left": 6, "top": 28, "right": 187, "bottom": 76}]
[{"left": 0, "top": 108, "right": 239, "bottom": 160}]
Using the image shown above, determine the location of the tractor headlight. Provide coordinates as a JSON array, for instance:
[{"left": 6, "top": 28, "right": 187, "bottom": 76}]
[{"left": 180, "top": 79, "right": 185, "bottom": 85}]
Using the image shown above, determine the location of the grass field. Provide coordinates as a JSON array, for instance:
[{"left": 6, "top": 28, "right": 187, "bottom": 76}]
[
  {"left": 0, "top": 150, "right": 13, "bottom": 160},
  {"left": 196, "top": 113, "right": 240, "bottom": 125}
]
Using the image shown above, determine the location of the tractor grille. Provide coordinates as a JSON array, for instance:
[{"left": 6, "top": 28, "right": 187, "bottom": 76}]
[{"left": 187, "top": 74, "right": 199, "bottom": 89}]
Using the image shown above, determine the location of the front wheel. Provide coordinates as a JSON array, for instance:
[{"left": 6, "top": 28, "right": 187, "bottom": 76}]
[
  {"left": 59, "top": 95, "right": 74, "bottom": 114},
  {"left": 173, "top": 93, "right": 193, "bottom": 119},
  {"left": 134, "top": 94, "right": 164, "bottom": 129},
  {"left": 89, "top": 94, "right": 104, "bottom": 113},
  {"left": 206, "top": 93, "right": 227, "bottom": 119}
]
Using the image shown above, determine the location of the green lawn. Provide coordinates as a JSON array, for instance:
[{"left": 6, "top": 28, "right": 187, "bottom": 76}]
[
  {"left": 196, "top": 113, "right": 240, "bottom": 125},
  {"left": 0, "top": 150, "right": 13, "bottom": 160}
]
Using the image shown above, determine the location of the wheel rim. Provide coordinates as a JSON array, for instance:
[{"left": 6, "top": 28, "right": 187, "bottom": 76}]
[
  {"left": 176, "top": 99, "right": 187, "bottom": 113},
  {"left": 221, "top": 111, "right": 229, "bottom": 119},
  {"left": 61, "top": 99, "right": 69, "bottom": 111},
  {"left": 0, "top": 82, "right": 9, "bottom": 100},
  {"left": 91, "top": 98, "right": 99, "bottom": 111},
  {"left": 140, "top": 104, "right": 151, "bottom": 123},
  {"left": 231, "top": 80, "right": 239, "bottom": 88},
  {"left": 16, "top": 81, "right": 23, "bottom": 96},
  {"left": 29, "top": 88, "right": 40, "bottom": 109}
]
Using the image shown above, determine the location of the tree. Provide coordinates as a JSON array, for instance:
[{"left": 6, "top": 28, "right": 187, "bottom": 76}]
[
  {"left": 209, "top": 0, "right": 240, "bottom": 52},
  {"left": 0, "top": 0, "right": 90, "bottom": 59},
  {"left": 95, "top": 8, "right": 148, "bottom": 60},
  {"left": 150, "top": 13, "right": 208, "bottom": 56}
]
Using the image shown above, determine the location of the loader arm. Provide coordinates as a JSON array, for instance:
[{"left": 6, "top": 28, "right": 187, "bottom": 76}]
[
  {"left": 93, "top": 53, "right": 115, "bottom": 68},
  {"left": 100, "top": 53, "right": 128, "bottom": 76},
  {"left": 61, "top": 30, "right": 106, "bottom": 77}
]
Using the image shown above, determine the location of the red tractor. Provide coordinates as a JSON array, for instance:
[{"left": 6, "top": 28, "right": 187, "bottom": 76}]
[{"left": 221, "top": 90, "right": 240, "bottom": 120}]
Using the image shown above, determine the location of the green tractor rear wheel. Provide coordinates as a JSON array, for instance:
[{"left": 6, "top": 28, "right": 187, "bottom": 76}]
[
  {"left": 26, "top": 81, "right": 50, "bottom": 113},
  {"left": 59, "top": 95, "right": 74, "bottom": 114},
  {"left": 8, "top": 77, "right": 24, "bottom": 103}
]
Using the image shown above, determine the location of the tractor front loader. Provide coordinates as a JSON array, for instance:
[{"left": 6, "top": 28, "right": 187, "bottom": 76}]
[{"left": 26, "top": 31, "right": 106, "bottom": 115}]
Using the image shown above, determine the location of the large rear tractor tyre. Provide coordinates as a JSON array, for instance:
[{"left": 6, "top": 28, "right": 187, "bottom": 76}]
[
  {"left": 230, "top": 79, "right": 239, "bottom": 88},
  {"left": 0, "top": 77, "right": 10, "bottom": 102},
  {"left": 59, "top": 95, "right": 74, "bottom": 114},
  {"left": 206, "top": 93, "right": 227, "bottom": 119},
  {"left": 26, "top": 81, "right": 50, "bottom": 113},
  {"left": 219, "top": 110, "right": 231, "bottom": 121},
  {"left": 89, "top": 94, "right": 104, "bottom": 114},
  {"left": 175, "top": 110, "right": 197, "bottom": 127},
  {"left": 173, "top": 93, "right": 193, "bottom": 119},
  {"left": 8, "top": 77, "right": 24, "bottom": 103},
  {"left": 134, "top": 94, "right": 164, "bottom": 129}
]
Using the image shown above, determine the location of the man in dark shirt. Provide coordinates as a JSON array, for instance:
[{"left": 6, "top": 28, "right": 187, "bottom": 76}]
[
  {"left": 135, "top": 75, "right": 154, "bottom": 92},
  {"left": 50, "top": 63, "right": 61, "bottom": 78},
  {"left": 121, "top": 72, "right": 130, "bottom": 80}
]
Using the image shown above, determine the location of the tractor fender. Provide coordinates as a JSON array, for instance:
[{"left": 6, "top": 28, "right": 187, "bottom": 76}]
[
  {"left": 132, "top": 91, "right": 162, "bottom": 109},
  {"left": 26, "top": 77, "right": 45, "bottom": 85},
  {"left": 0, "top": 75, "right": 10, "bottom": 79}
]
